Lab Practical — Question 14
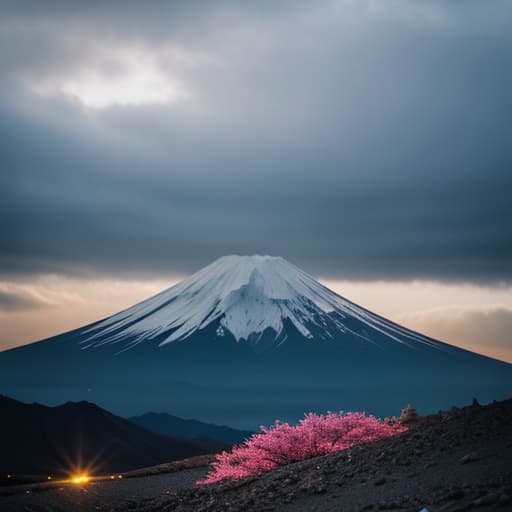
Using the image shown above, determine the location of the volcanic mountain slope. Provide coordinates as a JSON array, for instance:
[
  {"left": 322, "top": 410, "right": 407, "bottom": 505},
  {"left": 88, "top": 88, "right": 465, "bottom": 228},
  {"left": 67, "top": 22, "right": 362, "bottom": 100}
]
[
  {"left": 50, "top": 255, "right": 465, "bottom": 352},
  {"left": 1, "top": 255, "right": 511, "bottom": 428},
  {"left": 0, "top": 395, "right": 225, "bottom": 477}
]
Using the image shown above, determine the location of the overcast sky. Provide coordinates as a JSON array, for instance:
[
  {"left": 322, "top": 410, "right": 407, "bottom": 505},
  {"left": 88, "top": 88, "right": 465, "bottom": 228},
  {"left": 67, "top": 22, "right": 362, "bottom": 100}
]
[{"left": 1, "top": 1, "right": 511, "bottom": 360}]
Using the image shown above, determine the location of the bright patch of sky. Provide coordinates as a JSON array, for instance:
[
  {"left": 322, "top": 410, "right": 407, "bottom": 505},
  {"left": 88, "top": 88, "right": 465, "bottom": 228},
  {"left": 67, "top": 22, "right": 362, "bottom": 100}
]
[{"left": 26, "top": 48, "right": 189, "bottom": 109}]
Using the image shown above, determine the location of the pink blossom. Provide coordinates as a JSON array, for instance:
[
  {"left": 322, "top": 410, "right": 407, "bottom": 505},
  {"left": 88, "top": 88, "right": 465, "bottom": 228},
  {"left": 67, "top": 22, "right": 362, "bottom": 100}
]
[{"left": 198, "top": 411, "right": 406, "bottom": 484}]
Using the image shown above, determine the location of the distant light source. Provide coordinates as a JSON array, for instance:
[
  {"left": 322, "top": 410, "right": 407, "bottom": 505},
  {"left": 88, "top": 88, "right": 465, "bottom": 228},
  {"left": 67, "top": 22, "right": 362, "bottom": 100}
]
[
  {"left": 72, "top": 474, "right": 90, "bottom": 485},
  {"left": 117, "top": 475, "right": 123, "bottom": 479},
  {"left": 47, "top": 476, "right": 52, "bottom": 480}
]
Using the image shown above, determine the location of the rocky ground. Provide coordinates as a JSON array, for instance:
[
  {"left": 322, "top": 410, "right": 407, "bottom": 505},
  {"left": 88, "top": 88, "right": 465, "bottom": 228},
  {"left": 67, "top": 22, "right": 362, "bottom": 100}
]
[
  {"left": 2, "top": 399, "right": 511, "bottom": 512},
  {"left": 0, "top": 468, "right": 208, "bottom": 512},
  {"left": 110, "top": 399, "right": 512, "bottom": 512}
]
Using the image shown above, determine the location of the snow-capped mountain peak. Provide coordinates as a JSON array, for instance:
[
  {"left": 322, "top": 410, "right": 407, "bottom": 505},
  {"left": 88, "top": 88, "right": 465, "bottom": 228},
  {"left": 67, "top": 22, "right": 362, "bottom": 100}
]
[{"left": 82, "top": 255, "right": 446, "bottom": 351}]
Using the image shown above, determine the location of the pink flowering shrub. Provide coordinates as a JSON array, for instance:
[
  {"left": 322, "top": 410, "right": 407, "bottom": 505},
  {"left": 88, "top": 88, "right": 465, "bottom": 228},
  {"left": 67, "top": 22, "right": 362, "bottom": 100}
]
[{"left": 198, "top": 411, "right": 406, "bottom": 484}]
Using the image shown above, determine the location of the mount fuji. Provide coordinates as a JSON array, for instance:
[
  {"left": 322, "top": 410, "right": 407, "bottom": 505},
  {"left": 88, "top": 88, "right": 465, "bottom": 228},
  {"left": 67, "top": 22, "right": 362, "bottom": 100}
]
[{"left": 1, "top": 255, "right": 511, "bottom": 428}]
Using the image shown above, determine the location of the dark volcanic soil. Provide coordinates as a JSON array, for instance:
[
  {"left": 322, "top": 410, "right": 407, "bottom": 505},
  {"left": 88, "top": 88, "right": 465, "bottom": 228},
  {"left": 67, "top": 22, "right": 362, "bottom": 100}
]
[{"left": 2, "top": 399, "right": 511, "bottom": 512}]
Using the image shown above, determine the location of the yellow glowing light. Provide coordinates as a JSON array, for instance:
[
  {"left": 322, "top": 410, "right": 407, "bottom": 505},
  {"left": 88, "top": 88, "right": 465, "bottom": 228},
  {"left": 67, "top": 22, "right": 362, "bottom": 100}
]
[
  {"left": 110, "top": 475, "right": 115, "bottom": 480},
  {"left": 47, "top": 476, "right": 52, "bottom": 480},
  {"left": 72, "top": 475, "right": 90, "bottom": 485},
  {"left": 117, "top": 475, "right": 123, "bottom": 479}
]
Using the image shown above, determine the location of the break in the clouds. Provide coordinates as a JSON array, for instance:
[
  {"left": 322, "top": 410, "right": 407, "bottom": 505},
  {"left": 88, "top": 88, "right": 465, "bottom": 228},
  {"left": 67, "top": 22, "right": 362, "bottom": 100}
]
[
  {"left": 0, "top": 289, "right": 43, "bottom": 312},
  {"left": 1, "top": 0, "right": 511, "bottom": 282},
  {"left": 397, "top": 305, "right": 512, "bottom": 363}
]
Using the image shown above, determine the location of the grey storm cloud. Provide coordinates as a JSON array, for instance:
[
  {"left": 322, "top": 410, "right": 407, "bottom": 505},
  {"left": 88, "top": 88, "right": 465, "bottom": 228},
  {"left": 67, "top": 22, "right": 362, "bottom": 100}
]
[
  {"left": 0, "top": 290, "right": 44, "bottom": 311},
  {"left": 1, "top": 0, "right": 511, "bottom": 282}
]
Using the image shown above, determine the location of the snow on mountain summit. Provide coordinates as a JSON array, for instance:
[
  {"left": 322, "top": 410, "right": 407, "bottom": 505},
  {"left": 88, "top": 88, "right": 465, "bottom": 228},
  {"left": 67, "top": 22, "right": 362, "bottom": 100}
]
[{"left": 82, "top": 255, "right": 447, "bottom": 351}]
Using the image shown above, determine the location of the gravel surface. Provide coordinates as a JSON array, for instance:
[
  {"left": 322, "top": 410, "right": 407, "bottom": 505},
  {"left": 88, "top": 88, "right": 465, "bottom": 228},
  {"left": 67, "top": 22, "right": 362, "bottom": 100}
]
[{"left": 0, "top": 468, "right": 208, "bottom": 512}]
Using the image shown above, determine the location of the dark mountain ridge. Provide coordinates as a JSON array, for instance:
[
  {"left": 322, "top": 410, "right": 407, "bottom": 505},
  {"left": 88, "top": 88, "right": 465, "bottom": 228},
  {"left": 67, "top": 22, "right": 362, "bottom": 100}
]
[
  {"left": 0, "top": 395, "right": 226, "bottom": 477},
  {"left": 129, "top": 412, "right": 253, "bottom": 445}
]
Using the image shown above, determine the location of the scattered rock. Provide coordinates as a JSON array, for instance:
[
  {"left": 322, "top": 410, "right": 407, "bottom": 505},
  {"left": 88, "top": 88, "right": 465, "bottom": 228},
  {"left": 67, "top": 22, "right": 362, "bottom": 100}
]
[
  {"left": 399, "top": 404, "right": 420, "bottom": 425},
  {"left": 459, "top": 453, "right": 477, "bottom": 464},
  {"left": 473, "top": 493, "right": 499, "bottom": 506}
]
